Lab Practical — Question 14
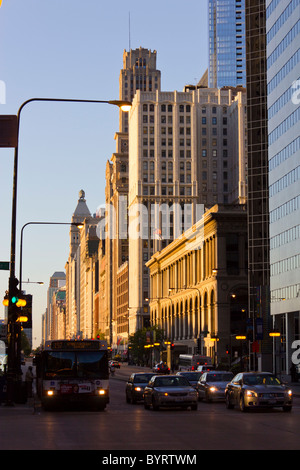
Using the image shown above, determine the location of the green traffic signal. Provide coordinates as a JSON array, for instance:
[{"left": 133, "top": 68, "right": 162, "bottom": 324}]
[{"left": 11, "top": 295, "right": 19, "bottom": 304}]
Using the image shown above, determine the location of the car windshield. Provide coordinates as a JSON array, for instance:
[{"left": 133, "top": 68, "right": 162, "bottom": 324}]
[
  {"left": 154, "top": 376, "right": 190, "bottom": 387},
  {"left": 206, "top": 373, "right": 233, "bottom": 382},
  {"left": 243, "top": 374, "right": 282, "bottom": 386},
  {"left": 134, "top": 374, "right": 154, "bottom": 383},
  {"left": 44, "top": 350, "right": 108, "bottom": 379}
]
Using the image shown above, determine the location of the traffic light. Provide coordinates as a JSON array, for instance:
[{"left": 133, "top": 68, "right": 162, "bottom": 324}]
[
  {"left": 7, "top": 278, "right": 28, "bottom": 322},
  {"left": 12, "top": 294, "right": 27, "bottom": 308},
  {"left": 2, "top": 291, "right": 9, "bottom": 307},
  {"left": 19, "top": 294, "right": 32, "bottom": 327},
  {"left": 171, "top": 343, "right": 174, "bottom": 350}
]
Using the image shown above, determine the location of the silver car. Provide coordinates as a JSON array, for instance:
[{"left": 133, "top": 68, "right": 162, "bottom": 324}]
[
  {"left": 197, "top": 371, "right": 234, "bottom": 401},
  {"left": 225, "top": 372, "right": 293, "bottom": 412},
  {"left": 144, "top": 375, "right": 198, "bottom": 410}
]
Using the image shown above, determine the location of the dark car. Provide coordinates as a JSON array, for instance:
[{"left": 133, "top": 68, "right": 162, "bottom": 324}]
[
  {"left": 153, "top": 361, "right": 170, "bottom": 374},
  {"left": 144, "top": 375, "right": 198, "bottom": 410},
  {"left": 125, "top": 373, "right": 155, "bottom": 404},
  {"left": 225, "top": 372, "right": 293, "bottom": 412},
  {"left": 109, "top": 360, "right": 120, "bottom": 369},
  {"left": 176, "top": 371, "right": 202, "bottom": 389},
  {"left": 197, "top": 371, "right": 234, "bottom": 401}
]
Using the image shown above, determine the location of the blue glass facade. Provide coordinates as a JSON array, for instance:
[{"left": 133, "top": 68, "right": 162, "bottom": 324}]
[{"left": 208, "top": 0, "right": 246, "bottom": 88}]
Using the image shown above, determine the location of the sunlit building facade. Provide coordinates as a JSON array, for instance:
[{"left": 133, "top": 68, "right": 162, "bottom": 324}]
[
  {"left": 208, "top": 0, "right": 246, "bottom": 88},
  {"left": 128, "top": 87, "right": 247, "bottom": 334}
]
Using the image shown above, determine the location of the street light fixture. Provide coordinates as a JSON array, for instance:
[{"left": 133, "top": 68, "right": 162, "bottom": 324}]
[
  {"left": 269, "top": 329, "right": 281, "bottom": 375},
  {"left": 19, "top": 221, "right": 83, "bottom": 290}
]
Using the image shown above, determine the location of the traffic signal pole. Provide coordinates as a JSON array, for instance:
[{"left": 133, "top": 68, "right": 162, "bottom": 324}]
[{"left": 6, "top": 110, "right": 20, "bottom": 405}]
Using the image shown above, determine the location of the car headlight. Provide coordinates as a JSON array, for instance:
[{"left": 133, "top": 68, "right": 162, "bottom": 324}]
[
  {"left": 134, "top": 387, "right": 142, "bottom": 392},
  {"left": 209, "top": 386, "right": 218, "bottom": 393},
  {"left": 286, "top": 389, "right": 293, "bottom": 397},
  {"left": 246, "top": 390, "right": 257, "bottom": 397}
]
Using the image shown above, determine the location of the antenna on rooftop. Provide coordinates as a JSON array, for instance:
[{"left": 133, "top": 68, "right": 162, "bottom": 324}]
[{"left": 129, "top": 12, "right": 131, "bottom": 50}]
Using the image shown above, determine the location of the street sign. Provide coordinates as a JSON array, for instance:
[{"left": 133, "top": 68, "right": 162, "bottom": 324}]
[
  {"left": 0, "top": 261, "right": 9, "bottom": 270},
  {"left": 0, "top": 115, "right": 18, "bottom": 147},
  {"left": 0, "top": 323, "right": 7, "bottom": 340}
]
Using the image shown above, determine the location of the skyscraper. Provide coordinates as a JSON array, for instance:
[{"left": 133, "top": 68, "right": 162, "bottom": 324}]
[
  {"left": 267, "top": 0, "right": 300, "bottom": 374},
  {"left": 245, "top": 0, "right": 271, "bottom": 371},
  {"left": 106, "top": 48, "right": 161, "bottom": 347},
  {"left": 208, "top": 0, "right": 246, "bottom": 88},
  {"left": 128, "top": 86, "right": 247, "bottom": 333}
]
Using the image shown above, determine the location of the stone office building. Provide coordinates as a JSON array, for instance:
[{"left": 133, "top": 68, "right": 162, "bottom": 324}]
[{"left": 146, "top": 204, "right": 248, "bottom": 367}]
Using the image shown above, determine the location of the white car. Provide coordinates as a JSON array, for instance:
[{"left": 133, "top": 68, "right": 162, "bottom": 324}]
[{"left": 197, "top": 364, "right": 214, "bottom": 374}]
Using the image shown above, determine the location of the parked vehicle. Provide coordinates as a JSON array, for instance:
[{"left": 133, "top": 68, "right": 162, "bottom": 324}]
[
  {"left": 109, "top": 360, "right": 120, "bottom": 369},
  {"left": 125, "top": 373, "right": 155, "bottom": 404},
  {"left": 225, "top": 372, "right": 293, "bottom": 412},
  {"left": 144, "top": 375, "right": 198, "bottom": 410},
  {"left": 197, "top": 371, "right": 234, "bottom": 401}
]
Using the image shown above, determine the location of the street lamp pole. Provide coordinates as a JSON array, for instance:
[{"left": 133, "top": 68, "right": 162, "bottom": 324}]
[
  {"left": 6, "top": 97, "right": 131, "bottom": 405},
  {"left": 19, "top": 221, "right": 83, "bottom": 291}
]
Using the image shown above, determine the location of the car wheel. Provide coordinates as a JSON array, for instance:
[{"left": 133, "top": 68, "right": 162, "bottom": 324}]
[
  {"left": 225, "top": 393, "right": 234, "bottom": 409},
  {"left": 126, "top": 394, "right": 130, "bottom": 403},
  {"left": 191, "top": 403, "right": 197, "bottom": 411},
  {"left": 131, "top": 394, "right": 137, "bottom": 404},
  {"left": 283, "top": 405, "right": 292, "bottom": 412},
  {"left": 144, "top": 400, "right": 150, "bottom": 410},
  {"left": 239, "top": 394, "right": 248, "bottom": 412},
  {"left": 152, "top": 397, "right": 159, "bottom": 411}
]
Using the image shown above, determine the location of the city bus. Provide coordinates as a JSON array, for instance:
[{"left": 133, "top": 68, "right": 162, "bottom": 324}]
[
  {"left": 178, "top": 354, "right": 212, "bottom": 371},
  {"left": 36, "top": 339, "right": 109, "bottom": 411}
]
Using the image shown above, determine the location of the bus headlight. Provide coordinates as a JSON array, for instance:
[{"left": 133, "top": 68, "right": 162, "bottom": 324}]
[
  {"left": 98, "top": 389, "right": 106, "bottom": 396},
  {"left": 47, "top": 390, "right": 54, "bottom": 396}
]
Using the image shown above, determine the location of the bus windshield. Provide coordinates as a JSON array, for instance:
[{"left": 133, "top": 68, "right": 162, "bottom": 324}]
[{"left": 44, "top": 350, "right": 108, "bottom": 380}]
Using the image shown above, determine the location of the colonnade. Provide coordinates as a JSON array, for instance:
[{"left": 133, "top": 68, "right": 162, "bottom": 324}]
[{"left": 150, "top": 288, "right": 216, "bottom": 346}]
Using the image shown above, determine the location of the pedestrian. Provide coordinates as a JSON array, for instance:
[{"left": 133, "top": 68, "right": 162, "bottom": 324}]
[{"left": 25, "top": 366, "right": 34, "bottom": 398}]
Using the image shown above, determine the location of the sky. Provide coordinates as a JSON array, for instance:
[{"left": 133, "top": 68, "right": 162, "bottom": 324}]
[{"left": 0, "top": 0, "right": 208, "bottom": 348}]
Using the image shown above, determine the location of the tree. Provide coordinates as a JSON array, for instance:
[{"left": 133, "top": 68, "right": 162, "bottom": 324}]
[{"left": 128, "top": 325, "right": 164, "bottom": 365}]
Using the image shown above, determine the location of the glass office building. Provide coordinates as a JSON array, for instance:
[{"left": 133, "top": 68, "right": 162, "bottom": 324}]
[
  {"left": 208, "top": 0, "right": 246, "bottom": 88},
  {"left": 267, "top": 0, "right": 300, "bottom": 374}
]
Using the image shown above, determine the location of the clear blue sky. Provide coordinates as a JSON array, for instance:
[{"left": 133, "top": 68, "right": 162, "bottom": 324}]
[{"left": 0, "top": 0, "right": 208, "bottom": 347}]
